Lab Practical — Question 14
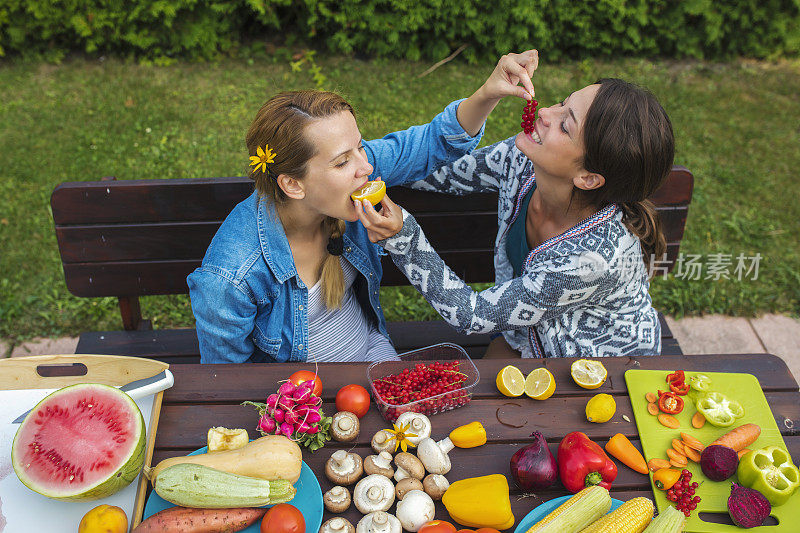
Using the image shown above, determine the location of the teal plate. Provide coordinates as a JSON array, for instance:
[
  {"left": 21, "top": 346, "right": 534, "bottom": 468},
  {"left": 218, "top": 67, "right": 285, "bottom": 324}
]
[
  {"left": 514, "top": 495, "right": 623, "bottom": 533},
  {"left": 142, "top": 447, "right": 323, "bottom": 533}
]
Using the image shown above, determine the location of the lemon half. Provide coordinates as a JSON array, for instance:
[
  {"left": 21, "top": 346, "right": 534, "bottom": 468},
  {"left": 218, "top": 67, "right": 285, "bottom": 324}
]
[
  {"left": 496, "top": 365, "right": 525, "bottom": 397},
  {"left": 525, "top": 368, "right": 555, "bottom": 400},
  {"left": 351, "top": 180, "right": 386, "bottom": 205},
  {"left": 570, "top": 359, "right": 608, "bottom": 389}
]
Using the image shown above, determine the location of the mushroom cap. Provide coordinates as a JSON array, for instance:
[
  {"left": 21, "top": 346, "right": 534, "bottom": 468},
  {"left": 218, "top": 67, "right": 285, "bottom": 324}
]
[
  {"left": 371, "top": 430, "right": 396, "bottom": 455},
  {"left": 323, "top": 485, "right": 352, "bottom": 513},
  {"left": 321, "top": 517, "right": 355, "bottom": 533},
  {"left": 395, "top": 490, "right": 436, "bottom": 532},
  {"left": 331, "top": 411, "right": 360, "bottom": 442},
  {"left": 325, "top": 450, "right": 363, "bottom": 485},
  {"left": 363, "top": 451, "right": 394, "bottom": 478},
  {"left": 356, "top": 512, "right": 402, "bottom": 533},
  {"left": 353, "top": 474, "right": 395, "bottom": 514},
  {"left": 422, "top": 473, "right": 449, "bottom": 500},
  {"left": 417, "top": 437, "right": 452, "bottom": 475},
  {"left": 393, "top": 452, "right": 425, "bottom": 481},
  {"left": 394, "top": 412, "right": 431, "bottom": 445},
  {"left": 395, "top": 477, "right": 423, "bottom": 500}
]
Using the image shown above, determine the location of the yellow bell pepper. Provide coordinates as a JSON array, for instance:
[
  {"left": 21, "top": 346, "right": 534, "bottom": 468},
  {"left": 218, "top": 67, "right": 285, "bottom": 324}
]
[
  {"left": 442, "top": 474, "right": 514, "bottom": 529},
  {"left": 449, "top": 421, "right": 487, "bottom": 448}
]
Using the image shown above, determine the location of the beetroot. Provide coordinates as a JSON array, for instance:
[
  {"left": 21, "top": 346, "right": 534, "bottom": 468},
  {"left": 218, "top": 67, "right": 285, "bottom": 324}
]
[
  {"left": 728, "top": 483, "right": 771, "bottom": 528},
  {"left": 510, "top": 431, "right": 558, "bottom": 491},
  {"left": 701, "top": 444, "right": 739, "bottom": 481}
]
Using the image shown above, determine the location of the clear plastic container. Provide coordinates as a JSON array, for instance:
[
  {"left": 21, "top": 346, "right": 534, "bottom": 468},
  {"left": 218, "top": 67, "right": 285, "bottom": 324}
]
[{"left": 367, "top": 343, "right": 480, "bottom": 423}]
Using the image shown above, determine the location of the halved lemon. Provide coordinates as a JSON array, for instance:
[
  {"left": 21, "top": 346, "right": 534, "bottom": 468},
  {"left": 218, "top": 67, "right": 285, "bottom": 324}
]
[
  {"left": 496, "top": 365, "right": 525, "bottom": 397},
  {"left": 525, "top": 367, "right": 555, "bottom": 400},
  {"left": 351, "top": 179, "right": 386, "bottom": 205},
  {"left": 570, "top": 359, "right": 608, "bottom": 389}
]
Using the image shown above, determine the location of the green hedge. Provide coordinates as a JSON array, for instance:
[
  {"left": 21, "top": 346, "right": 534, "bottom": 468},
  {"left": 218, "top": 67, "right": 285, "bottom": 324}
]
[{"left": 1, "top": 0, "right": 798, "bottom": 61}]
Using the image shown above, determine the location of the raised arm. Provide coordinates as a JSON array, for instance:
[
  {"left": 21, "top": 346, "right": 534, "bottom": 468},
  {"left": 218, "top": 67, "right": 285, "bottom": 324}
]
[{"left": 360, "top": 208, "right": 614, "bottom": 335}]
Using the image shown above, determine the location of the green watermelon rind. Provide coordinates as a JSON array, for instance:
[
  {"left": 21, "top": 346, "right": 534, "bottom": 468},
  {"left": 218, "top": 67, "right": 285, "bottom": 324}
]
[{"left": 11, "top": 383, "right": 146, "bottom": 501}]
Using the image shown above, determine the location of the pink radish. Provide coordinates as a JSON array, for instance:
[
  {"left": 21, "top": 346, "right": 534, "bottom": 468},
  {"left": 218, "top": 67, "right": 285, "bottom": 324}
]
[
  {"left": 284, "top": 410, "right": 300, "bottom": 425},
  {"left": 304, "top": 411, "right": 321, "bottom": 424},
  {"left": 273, "top": 408, "right": 285, "bottom": 423},
  {"left": 266, "top": 394, "right": 280, "bottom": 409},
  {"left": 258, "top": 414, "right": 276, "bottom": 433},
  {"left": 279, "top": 422, "right": 294, "bottom": 438},
  {"left": 278, "top": 397, "right": 295, "bottom": 410},
  {"left": 296, "top": 422, "right": 311, "bottom": 434},
  {"left": 278, "top": 381, "right": 297, "bottom": 397}
]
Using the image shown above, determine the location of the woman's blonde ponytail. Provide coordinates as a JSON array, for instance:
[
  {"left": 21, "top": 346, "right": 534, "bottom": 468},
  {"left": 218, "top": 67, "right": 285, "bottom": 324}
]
[{"left": 321, "top": 217, "right": 347, "bottom": 309}]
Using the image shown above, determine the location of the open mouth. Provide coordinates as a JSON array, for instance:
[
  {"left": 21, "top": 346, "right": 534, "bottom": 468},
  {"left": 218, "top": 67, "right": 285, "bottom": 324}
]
[{"left": 530, "top": 128, "right": 542, "bottom": 145}]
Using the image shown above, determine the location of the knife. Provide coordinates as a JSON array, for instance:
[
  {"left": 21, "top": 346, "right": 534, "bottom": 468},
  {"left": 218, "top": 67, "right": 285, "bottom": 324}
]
[{"left": 12, "top": 369, "right": 174, "bottom": 424}]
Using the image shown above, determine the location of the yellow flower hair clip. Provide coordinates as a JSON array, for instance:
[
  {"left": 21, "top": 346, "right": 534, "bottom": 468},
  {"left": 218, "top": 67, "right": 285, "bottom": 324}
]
[{"left": 249, "top": 144, "right": 276, "bottom": 174}]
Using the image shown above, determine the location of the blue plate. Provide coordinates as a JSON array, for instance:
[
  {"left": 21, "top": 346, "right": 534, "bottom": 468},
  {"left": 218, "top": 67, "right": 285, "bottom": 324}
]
[
  {"left": 143, "top": 447, "right": 323, "bottom": 533},
  {"left": 514, "top": 495, "right": 623, "bottom": 533}
]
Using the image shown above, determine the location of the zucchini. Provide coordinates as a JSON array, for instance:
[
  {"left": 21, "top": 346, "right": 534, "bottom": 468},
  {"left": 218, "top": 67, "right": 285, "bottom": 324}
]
[
  {"left": 526, "top": 485, "right": 612, "bottom": 533},
  {"left": 153, "top": 463, "right": 296, "bottom": 508},
  {"left": 642, "top": 505, "right": 686, "bottom": 533}
]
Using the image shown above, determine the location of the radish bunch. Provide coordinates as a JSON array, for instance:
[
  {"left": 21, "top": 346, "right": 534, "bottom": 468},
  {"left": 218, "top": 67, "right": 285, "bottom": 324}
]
[{"left": 244, "top": 379, "right": 332, "bottom": 451}]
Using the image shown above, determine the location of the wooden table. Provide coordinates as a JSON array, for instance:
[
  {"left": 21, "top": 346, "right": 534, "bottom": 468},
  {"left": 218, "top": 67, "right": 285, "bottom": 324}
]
[{"left": 151, "top": 354, "right": 800, "bottom": 529}]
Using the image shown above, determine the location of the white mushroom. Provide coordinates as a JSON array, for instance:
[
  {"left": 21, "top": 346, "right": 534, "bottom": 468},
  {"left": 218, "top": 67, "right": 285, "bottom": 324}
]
[
  {"left": 353, "top": 474, "right": 395, "bottom": 514},
  {"left": 320, "top": 517, "right": 355, "bottom": 533},
  {"left": 394, "top": 412, "right": 431, "bottom": 445},
  {"left": 395, "top": 477, "right": 423, "bottom": 500},
  {"left": 395, "top": 490, "right": 436, "bottom": 532},
  {"left": 422, "top": 473, "right": 449, "bottom": 500},
  {"left": 416, "top": 437, "right": 454, "bottom": 474},
  {"left": 323, "top": 485, "right": 351, "bottom": 513},
  {"left": 363, "top": 451, "right": 394, "bottom": 478},
  {"left": 356, "top": 511, "right": 401, "bottom": 533},
  {"left": 331, "top": 411, "right": 360, "bottom": 442},
  {"left": 371, "top": 430, "right": 396, "bottom": 454},
  {"left": 325, "top": 450, "right": 363, "bottom": 485},
  {"left": 393, "top": 452, "right": 425, "bottom": 482}
]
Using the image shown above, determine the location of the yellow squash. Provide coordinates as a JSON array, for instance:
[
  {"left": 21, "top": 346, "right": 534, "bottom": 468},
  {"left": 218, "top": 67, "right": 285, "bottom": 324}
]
[
  {"left": 148, "top": 435, "right": 302, "bottom": 484},
  {"left": 442, "top": 474, "right": 514, "bottom": 530}
]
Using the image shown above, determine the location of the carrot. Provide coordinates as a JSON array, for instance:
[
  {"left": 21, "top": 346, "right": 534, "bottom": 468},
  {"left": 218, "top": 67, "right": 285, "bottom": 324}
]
[
  {"left": 658, "top": 414, "right": 680, "bottom": 429},
  {"left": 648, "top": 458, "right": 671, "bottom": 471},
  {"left": 132, "top": 507, "right": 267, "bottom": 533},
  {"left": 710, "top": 423, "right": 761, "bottom": 452},
  {"left": 605, "top": 433, "right": 649, "bottom": 474},
  {"left": 691, "top": 411, "right": 706, "bottom": 429},
  {"left": 645, "top": 392, "right": 658, "bottom": 403},
  {"left": 684, "top": 446, "right": 701, "bottom": 462},
  {"left": 671, "top": 439, "right": 686, "bottom": 455},
  {"left": 680, "top": 432, "right": 704, "bottom": 451},
  {"left": 738, "top": 448, "right": 752, "bottom": 460},
  {"left": 666, "top": 448, "right": 687, "bottom": 465},
  {"left": 647, "top": 402, "right": 659, "bottom": 416}
]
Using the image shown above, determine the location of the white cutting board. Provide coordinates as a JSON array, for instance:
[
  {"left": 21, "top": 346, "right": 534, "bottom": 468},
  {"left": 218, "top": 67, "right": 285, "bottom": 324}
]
[{"left": 0, "top": 355, "right": 169, "bottom": 533}]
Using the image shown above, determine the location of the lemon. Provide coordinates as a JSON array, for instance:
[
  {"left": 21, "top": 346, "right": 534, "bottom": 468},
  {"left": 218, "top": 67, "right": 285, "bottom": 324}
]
[
  {"left": 496, "top": 365, "right": 525, "bottom": 397},
  {"left": 586, "top": 393, "right": 616, "bottom": 423},
  {"left": 524, "top": 368, "right": 556, "bottom": 400},
  {"left": 351, "top": 179, "right": 386, "bottom": 205},
  {"left": 78, "top": 505, "right": 128, "bottom": 533},
  {"left": 570, "top": 359, "right": 608, "bottom": 389}
]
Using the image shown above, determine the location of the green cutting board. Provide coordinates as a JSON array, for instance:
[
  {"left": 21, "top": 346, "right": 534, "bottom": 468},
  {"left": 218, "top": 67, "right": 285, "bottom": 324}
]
[{"left": 625, "top": 369, "right": 797, "bottom": 532}]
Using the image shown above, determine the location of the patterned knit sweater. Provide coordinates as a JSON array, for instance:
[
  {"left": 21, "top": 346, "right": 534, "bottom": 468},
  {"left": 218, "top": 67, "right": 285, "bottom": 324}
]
[{"left": 379, "top": 137, "right": 661, "bottom": 358}]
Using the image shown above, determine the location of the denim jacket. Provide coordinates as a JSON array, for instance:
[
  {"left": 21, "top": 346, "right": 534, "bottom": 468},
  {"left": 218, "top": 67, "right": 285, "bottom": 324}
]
[{"left": 188, "top": 99, "right": 484, "bottom": 363}]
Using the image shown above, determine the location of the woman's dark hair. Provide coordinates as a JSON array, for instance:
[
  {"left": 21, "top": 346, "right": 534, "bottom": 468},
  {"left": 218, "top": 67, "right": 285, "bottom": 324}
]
[{"left": 577, "top": 78, "right": 675, "bottom": 272}]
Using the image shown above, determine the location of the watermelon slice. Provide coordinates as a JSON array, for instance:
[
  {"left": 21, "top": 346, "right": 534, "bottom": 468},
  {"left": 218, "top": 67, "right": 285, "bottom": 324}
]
[{"left": 11, "top": 383, "right": 145, "bottom": 501}]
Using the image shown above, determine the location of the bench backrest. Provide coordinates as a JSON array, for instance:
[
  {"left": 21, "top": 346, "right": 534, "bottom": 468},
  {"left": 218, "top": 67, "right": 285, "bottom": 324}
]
[{"left": 51, "top": 166, "right": 693, "bottom": 330}]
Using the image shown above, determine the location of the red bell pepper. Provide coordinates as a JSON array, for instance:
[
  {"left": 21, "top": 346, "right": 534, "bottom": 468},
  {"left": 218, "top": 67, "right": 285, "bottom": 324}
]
[
  {"left": 666, "top": 370, "right": 689, "bottom": 395},
  {"left": 657, "top": 390, "right": 684, "bottom": 414},
  {"left": 557, "top": 432, "right": 618, "bottom": 493}
]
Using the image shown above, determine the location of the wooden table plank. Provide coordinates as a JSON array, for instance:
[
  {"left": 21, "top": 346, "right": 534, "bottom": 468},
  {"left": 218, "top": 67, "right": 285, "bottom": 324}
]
[
  {"left": 161, "top": 354, "right": 799, "bottom": 404},
  {"left": 148, "top": 355, "right": 800, "bottom": 531}
]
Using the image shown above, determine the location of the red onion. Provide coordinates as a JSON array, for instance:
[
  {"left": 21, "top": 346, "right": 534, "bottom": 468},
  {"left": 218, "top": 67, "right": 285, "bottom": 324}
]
[{"left": 510, "top": 431, "right": 559, "bottom": 491}]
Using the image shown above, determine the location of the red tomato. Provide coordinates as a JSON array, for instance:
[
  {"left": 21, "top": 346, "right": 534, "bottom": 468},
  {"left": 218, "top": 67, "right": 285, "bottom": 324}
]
[
  {"left": 335, "top": 384, "right": 371, "bottom": 418},
  {"left": 288, "top": 370, "right": 323, "bottom": 397},
  {"left": 260, "top": 504, "right": 304, "bottom": 533},
  {"left": 419, "top": 521, "right": 458, "bottom": 533}
]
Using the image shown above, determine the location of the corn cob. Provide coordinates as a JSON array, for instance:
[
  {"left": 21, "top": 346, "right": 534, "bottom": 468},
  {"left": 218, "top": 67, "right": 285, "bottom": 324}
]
[
  {"left": 526, "top": 485, "right": 612, "bottom": 533},
  {"left": 642, "top": 505, "right": 686, "bottom": 533},
  {"left": 580, "top": 497, "right": 654, "bottom": 533}
]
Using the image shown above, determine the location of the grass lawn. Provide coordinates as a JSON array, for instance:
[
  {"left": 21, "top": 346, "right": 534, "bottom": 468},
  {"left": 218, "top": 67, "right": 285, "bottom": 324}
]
[{"left": 1, "top": 54, "right": 799, "bottom": 344}]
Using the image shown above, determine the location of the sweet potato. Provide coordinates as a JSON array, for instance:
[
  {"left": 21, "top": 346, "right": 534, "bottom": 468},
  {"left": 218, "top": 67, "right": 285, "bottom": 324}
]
[{"left": 132, "top": 507, "right": 267, "bottom": 533}]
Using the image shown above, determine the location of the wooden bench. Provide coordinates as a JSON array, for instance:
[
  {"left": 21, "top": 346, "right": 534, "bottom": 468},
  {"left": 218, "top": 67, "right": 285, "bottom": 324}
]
[{"left": 51, "top": 166, "right": 693, "bottom": 363}]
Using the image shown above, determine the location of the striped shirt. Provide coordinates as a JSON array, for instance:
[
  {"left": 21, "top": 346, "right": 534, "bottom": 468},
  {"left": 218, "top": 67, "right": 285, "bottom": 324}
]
[{"left": 307, "top": 258, "right": 399, "bottom": 363}]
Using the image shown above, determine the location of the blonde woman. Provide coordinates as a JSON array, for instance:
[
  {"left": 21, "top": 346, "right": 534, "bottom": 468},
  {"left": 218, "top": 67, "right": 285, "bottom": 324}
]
[{"left": 188, "top": 51, "right": 540, "bottom": 363}]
